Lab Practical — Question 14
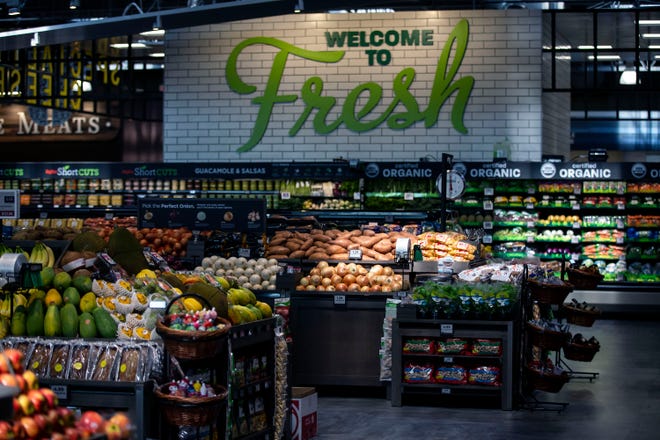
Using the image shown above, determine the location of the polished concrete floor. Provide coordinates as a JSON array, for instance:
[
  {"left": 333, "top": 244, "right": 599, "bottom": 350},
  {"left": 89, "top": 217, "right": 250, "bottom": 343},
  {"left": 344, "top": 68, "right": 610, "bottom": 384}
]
[{"left": 315, "top": 318, "right": 660, "bottom": 440}]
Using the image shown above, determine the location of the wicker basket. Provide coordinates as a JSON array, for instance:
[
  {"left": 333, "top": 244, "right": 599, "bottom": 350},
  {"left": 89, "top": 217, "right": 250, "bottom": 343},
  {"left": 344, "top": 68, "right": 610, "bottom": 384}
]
[
  {"left": 525, "top": 366, "right": 569, "bottom": 393},
  {"left": 561, "top": 304, "right": 601, "bottom": 327},
  {"left": 566, "top": 268, "right": 604, "bottom": 290},
  {"left": 527, "top": 279, "right": 574, "bottom": 305},
  {"left": 526, "top": 322, "right": 570, "bottom": 351},
  {"left": 155, "top": 294, "right": 231, "bottom": 360},
  {"left": 563, "top": 342, "right": 600, "bottom": 362},
  {"left": 154, "top": 383, "right": 228, "bottom": 427}
]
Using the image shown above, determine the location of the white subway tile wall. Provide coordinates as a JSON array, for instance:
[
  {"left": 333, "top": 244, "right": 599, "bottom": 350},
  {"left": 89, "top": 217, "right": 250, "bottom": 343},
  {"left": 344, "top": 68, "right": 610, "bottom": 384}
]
[{"left": 164, "top": 10, "right": 545, "bottom": 162}]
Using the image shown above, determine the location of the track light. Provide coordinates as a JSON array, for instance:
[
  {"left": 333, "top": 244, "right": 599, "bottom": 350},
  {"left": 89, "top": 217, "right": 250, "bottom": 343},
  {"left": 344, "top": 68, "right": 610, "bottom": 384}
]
[
  {"left": 152, "top": 15, "right": 161, "bottom": 31},
  {"left": 7, "top": 0, "right": 21, "bottom": 16},
  {"left": 294, "top": 0, "right": 304, "bottom": 13},
  {"left": 69, "top": 0, "right": 80, "bottom": 10}
]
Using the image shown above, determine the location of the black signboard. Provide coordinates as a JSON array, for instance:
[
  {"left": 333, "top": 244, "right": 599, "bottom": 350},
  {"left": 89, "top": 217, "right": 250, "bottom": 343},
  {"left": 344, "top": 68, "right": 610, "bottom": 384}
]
[
  {"left": 362, "top": 162, "right": 443, "bottom": 179},
  {"left": 138, "top": 198, "right": 266, "bottom": 232},
  {"left": 271, "top": 162, "right": 356, "bottom": 180}
]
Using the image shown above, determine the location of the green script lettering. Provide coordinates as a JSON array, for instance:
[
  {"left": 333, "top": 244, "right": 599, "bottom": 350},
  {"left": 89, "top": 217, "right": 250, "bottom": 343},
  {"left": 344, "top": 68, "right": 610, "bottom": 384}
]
[{"left": 226, "top": 20, "right": 474, "bottom": 152}]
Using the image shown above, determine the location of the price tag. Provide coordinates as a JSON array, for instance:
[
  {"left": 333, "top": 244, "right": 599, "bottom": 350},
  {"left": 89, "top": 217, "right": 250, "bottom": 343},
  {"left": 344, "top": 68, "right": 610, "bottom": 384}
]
[
  {"left": 39, "top": 212, "right": 48, "bottom": 219},
  {"left": 396, "top": 291, "right": 407, "bottom": 299},
  {"left": 526, "top": 221, "right": 536, "bottom": 229},
  {"left": 443, "top": 357, "right": 454, "bottom": 363},
  {"left": 334, "top": 294, "right": 346, "bottom": 305},
  {"left": 483, "top": 201, "right": 493, "bottom": 211},
  {"left": 617, "top": 187, "right": 625, "bottom": 195},
  {"left": 441, "top": 388, "right": 452, "bottom": 395},
  {"left": 37, "top": 204, "right": 44, "bottom": 209},
  {"left": 53, "top": 204, "right": 60, "bottom": 208},
  {"left": 574, "top": 186, "right": 582, "bottom": 195},
  {"left": 149, "top": 299, "right": 167, "bottom": 309},
  {"left": 483, "top": 235, "right": 493, "bottom": 244},
  {"left": 49, "top": 384, "right": 68, "bottom": 400},
  {"left": 484, "top": 187, "right": 494, "bottom": 196},
  {"left": 483, "top": 221, "right": 493, "bottom": 230},
  {"left": 280, "top": 191, "right": 291, "bottom": 200},
  {"left": 353, "top": 192, "right": 361, "bottom": 201},
  {"left": 616, "top": 218, "right": 625, "bottom": 229},
  {"left": 616, "top": 237, "right": 624, "bottom": 244},
  {"left": 526, "top": 203, "right": 535, "bottom": 210},
  {"left": 527, "top": 236, "right": 535, "bottom": 243},
  {"left": 571, "top": 236, "right": 580, "bottom": 244},
  {"left": 573, "top": 222, "right": 581, "bottom": 229},
  {"left": 617, "top": 203, "right": 625, "bottom": 210},
  {"left": 75, "top": 205, "right": 81, "bottom": 209},
  {"left": 105, "top": 212, "right": 114, "bottom": 220},
  {"left": 238, "top": 248, "right": 251, "bottom": 258},
  {"left": 528, "top": 187, "right": 536, "bottom": 195},
  {"left": 572, "top": 204, "right": 580, "bottom": 211},
  {"left": 404, "top": 192, "right": 414, "bottom": 201},
  {"left": 348, "top": 249, "right": 363, "bottom": 260},
  {"left": 440, "top": 324, "right": 453, "bottom": 335}
]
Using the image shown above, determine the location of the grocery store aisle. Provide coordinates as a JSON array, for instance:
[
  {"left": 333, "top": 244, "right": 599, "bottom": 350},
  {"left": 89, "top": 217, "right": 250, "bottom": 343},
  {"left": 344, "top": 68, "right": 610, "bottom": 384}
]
[{"left": 315, "top": 319, "right": 660, "bottom": 440}]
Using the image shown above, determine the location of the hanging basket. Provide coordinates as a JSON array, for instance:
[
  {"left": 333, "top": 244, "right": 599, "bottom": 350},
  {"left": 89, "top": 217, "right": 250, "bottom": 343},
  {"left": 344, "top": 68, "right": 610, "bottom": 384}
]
[
  {"left": 566, "top": 268, "right": 603, "bottom": 290},
  {"left": 561, "top": 303, "right": 601, "bottom": 327},
  {"left": 563, "top": 342, "right": 600, "bottom": 362},
  {"left": 525, "top": 366, "right": 569, "bottom": 393},
  {"left": 526, "top": 322, "right": 570, "bottom": 351},
  {"left": 527, "top": 279, "right": 574, "bottom": 305},
  {"left": 154, "top": 382, "right": 228, "bottom": 427},
  {"left": 155, "top": 293, "right": 231, "bottom": 360}
]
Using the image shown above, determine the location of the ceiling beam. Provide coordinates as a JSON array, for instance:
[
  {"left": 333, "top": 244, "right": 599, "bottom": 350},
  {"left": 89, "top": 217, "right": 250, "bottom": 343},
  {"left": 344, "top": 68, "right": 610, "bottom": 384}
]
[{"left": 0, "top": 0, "right": 296, "bottom": 51}]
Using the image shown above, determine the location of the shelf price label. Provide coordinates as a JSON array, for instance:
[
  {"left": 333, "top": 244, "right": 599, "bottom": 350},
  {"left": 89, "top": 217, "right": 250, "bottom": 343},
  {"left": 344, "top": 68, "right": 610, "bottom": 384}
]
[
  {"left": 484, "top": 187, "right": 494, "bottom": 196},
  {"left": 238, "top": 248, "right": 251, "bottom": 258},
  {"left": 617, "top": 203, "right": 625, "bottom": 210},
  {"left": 526, "top": 221, "right": 536, "bottom": 229},
  {"left": 526, "top": 236, "right": 535, "bottom": 243},
  {"left": 616, "top": 237, "right": 624, "bottom": 244},
  {"left": 571, "top": 204, "right": 580, "bottom": 211},
  {"left": 333, "top": 294, "right": 346, "bottom": 305},
  {"left": 571, "top": 236, "right": 580, "bottom": 244},
  {"left": 573, "top": 187, "right": 582, "bottom": 195},
  {"left": 105, "top": 213, "right": 114, "bottom": 220},
  {"left": 440, "top": 324, "right": 453, "bottom": 335},
  {"left": 526, "top": 203, "right": 535, "bottom": 210},
  {"left": 483, "top": 235, "right": 493, "bottom": 244},
  {"left": 443, "top": 357, "right": 454, "bottom": 363},
  {"left": 49, "top": 384, "right": 68, "bottom": 400},
  {"left": 348, "top": 249, "right": 363, "bottom": 260},
  {"left": 39, "top": 212, "right": 48, "bottom": 219},
  {"left": 353, "top": 192, "right": 361, "bottom": 201},
  {"left": 404, "top": 192, "right": 414, "bottom": 201},
  {"left": 528, "top": 187, "right": 536, "bottom": 195},
  {"left": 483, "top": 201, "right": 493, "bottom": 211},
  {"left": 280, "top": 191, "right": 291, "bottom": 200},
  {"left": 483, "top": 221, "right": 493, "bottom": 230},
  {"left": 573, "top": 222, "right": 581, "bottom": 229},
  {"left": 441, "top": 388, "right": 452, "bottom": 395}
]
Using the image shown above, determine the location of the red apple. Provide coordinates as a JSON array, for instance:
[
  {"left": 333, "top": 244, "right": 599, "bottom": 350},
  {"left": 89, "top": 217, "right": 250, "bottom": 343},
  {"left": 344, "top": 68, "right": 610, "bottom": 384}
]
[
  {"left": 3, "top": 349, "right": 25, "bottom": 374},
  {"left": 16, "top": 394, "right": 35, "bottom": 417},
  {"left": 11, "top": 421, "right": 25, "bottom": 439},
  {"left": 107, "top": 412, "right": 131, "bottom": 439},
  {"left": 27, "top": 389, "right": 47, "bottom": 413},
  {"left": 32, "top": 413, "right": 50, "bottom": 436},
  {"left": 45, "top": 408, "right": 60, "bottom": 431},
  {"left": 12, "top": 397, "right": 22, "bottom": 418},
  {"left": 56, "top": 407, "right": 75, "bottom": 428},
  {"left": 0, "top": 373, "right": 20, "bottom": 389},
  {"left": 64, "top": 426, "right": 82, "bottom": 440},
  {"left": 0, "top": 420, "right": 15, "bottom": 439},
  {"left": 78, "top": 410, "right": 105, "bottom": 433},
  {"left": 51, "top": 433, "right": 67, "bottom": 440},
  {"left": 0, "top": 355, "right": 9, "bottom": 375},
  {"left": 19, "top": 416, "right": 40, "bottom": 438},
  {"left": 13, "top": 375, "right": 27, "bottom": 394},
  {"left": 39, "top": 387, "right": 59, "bottom": 409},
  {"left": 22, "top": 370, "right": 38, "bottom": 391},
  {"left": 104, "top": 421, "right": 123, "bottom": 440}
]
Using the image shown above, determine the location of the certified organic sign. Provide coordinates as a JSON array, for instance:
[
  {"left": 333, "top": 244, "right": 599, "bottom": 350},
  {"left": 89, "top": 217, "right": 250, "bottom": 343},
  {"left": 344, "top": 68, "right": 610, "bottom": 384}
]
[{"left": 226, "top": 19, "right": 475, "bottom": 152}]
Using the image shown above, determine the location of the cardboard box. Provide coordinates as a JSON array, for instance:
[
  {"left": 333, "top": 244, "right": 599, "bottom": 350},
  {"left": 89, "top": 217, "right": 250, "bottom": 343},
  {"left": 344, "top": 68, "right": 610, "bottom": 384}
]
[{"left": 291, "top": 387, "right": 318, "bottom": 440}]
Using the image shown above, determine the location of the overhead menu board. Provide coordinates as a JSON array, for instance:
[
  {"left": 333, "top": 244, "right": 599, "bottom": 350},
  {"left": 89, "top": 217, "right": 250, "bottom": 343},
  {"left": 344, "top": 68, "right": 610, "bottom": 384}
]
[{"left": 138, "top": 198, "right": 266, "bottom": 232}]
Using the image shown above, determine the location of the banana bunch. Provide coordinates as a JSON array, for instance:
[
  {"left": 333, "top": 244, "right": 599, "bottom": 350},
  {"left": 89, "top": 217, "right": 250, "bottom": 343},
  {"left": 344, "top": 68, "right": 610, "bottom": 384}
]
[
  {"left": 0, "top": 316, "right": 8, "bottom": 338},
  {"left": 28, "top": 241, "right": 56, "bottom": 268},
  {"left": 0, "top": 297, "right": 11, "bottom": 318},
  {"left": 0, "top": 243, "right": 12, "bottom": 256}
]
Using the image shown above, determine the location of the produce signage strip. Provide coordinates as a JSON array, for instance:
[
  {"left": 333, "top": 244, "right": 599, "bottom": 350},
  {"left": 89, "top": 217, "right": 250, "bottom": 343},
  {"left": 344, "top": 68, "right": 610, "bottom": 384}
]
[{"left": 138, "top": 198, "right": 266, "bottom": 232}]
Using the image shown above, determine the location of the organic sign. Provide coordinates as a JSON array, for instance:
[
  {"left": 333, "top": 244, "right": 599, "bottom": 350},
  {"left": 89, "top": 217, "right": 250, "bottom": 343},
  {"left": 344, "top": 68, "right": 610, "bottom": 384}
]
[{"left": 226, "top": 19, "right": 475, "bottom": 152}]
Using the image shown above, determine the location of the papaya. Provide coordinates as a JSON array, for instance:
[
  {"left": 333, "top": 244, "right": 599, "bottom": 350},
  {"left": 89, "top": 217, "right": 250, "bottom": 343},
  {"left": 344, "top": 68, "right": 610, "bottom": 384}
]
[
  {"left": 60, "top": 303, "right": 79, "bottom": 337},
  {"left": 255, "top": 301, "right": 273, "bottom": 318},
  {"left": 62, "top": 287, "right": 81, "bottom": 308},
  {"left": 79, "top": 312, "right": 97, "bottom": 338},
  {"left": 53, "top": 272, "right": 72, "bottom": 292},
  {"left": 10, "top": 305, "right": 26, "bottom": 336},
  {"left": 40, "top": 266, "right": 55, "bottom": 288},
  {"left": 72, "top": 275, "right": 92, "bottom": 296},
  {"left": 26, "top": 299, "right": 45, "bottom": 336},
  {"left": 92, "top": 307, "right": 118, "bottom": 338},
  {"left": 44, "top": 304, "right": 62, "bottom": 337},
  {"left": 79, "top": 292, "right": 97, "bottom": 313}
]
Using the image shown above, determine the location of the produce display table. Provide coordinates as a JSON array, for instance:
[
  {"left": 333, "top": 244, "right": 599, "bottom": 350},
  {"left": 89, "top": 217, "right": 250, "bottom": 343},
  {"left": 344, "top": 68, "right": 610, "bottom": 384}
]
[
  {"left": 289, "top": 291, "right": 390, "bottom": 387},
  {"left": 40, "top": 378, "right": 155, "bottom": 439},
  {"left": 391, "top": 318, "right": 517, "bottom": 410}
]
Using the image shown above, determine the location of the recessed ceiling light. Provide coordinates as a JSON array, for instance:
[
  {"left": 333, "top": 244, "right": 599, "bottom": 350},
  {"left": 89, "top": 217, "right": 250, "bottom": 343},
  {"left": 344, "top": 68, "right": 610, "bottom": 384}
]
[
  {"left": 578, "top": 45, "right": 613, "bottom": 49},
  {"left": 639, "top": 19, "right": 660, "bottom": 25},
  {"left": 140, "top": 29, "right": 165, "bottom": 38},
  {"left": 588, "top": 55, "right": 621, "bottom": 60},
  {"left": 110, "top": 43, "right": 148, "bottom": 49},
  {"left": 642, "top": 33, "right": 660, "bottom": 38},
  {"left": 149, "top": 52, "right": 165, "bottom": 58}
]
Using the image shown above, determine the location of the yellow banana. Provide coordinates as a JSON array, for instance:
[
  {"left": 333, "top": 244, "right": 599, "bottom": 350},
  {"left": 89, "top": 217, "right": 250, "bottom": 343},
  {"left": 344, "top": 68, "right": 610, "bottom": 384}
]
[
  {"left": 0, "top": 317, "right": 9, "bottom": 339},
  {"left": 0, "top": 298, "right": 10, "bottom": 318},
  {"left": 43, "top": 243, "right": 55, "bottom": 268},
  {"left": 13, "top": 293, "right": 27, "bottom": 309}
]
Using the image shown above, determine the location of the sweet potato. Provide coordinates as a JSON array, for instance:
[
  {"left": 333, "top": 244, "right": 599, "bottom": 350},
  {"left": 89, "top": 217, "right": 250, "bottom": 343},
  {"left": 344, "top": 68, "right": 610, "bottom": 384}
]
[
  {"left": 326, "top": 244, "right": 347, "bottom": 255},
  {"left": 330, "top": 253, "right": 349, "bottom": 260},
  {"left": 285, "top": 241, "right": 302, "bottom": 252},
  {"left": 267, "top": 254, "right": 290, "bottom": 259},
  {"left": 305, "top": 246, "right": 320, "bottom": 257},
  {"left": 362, "top": 229, "right": 376, "bottom": 236},
  {"left": 269, "top": 237, "right": 288, "bottom": 247},
  {"left": 308, "top": 252, "right": 330, "bottom": 260},
  {"left": 311, "top": 234, "right": 331, "bottom": 243},
  {"left": 330, "top": 238, "right": 352, "bottom": 249},
  {"left": 268, "top": 245, "right": 290, "bottom": 255},
  {"left": 373, "top": 239, "right": 393, "bottom": 254},
  {"left": 299, "top": 238, "right": 314, "bottom": 251},
  {"left": 289, "top": 250, "right": 306, "bottom": 259}
]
